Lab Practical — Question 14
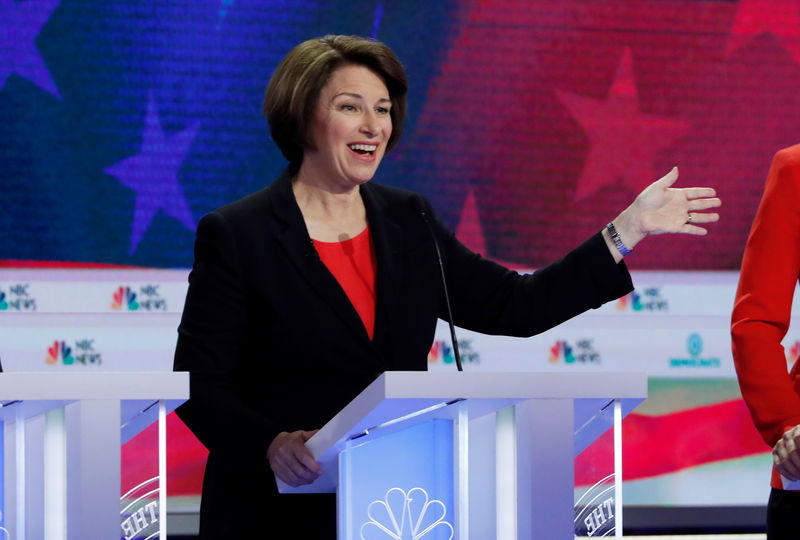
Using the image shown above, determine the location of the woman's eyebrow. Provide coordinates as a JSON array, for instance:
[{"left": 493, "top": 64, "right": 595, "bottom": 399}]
[{"left": 333, "top": 92, "right": 390, "bottom": 103}]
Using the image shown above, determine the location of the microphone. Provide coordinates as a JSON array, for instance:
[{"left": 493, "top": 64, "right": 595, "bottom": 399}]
[
  {"left": 307, "top": 239, "right": 319, "bottom": 259},
  {"left": 411, "top": 195, "right": 463, "bottom": 372}
]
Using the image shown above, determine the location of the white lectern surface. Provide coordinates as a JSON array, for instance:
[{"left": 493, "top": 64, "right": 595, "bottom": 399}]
[
  {"left": 0, "top": 372, "right": 188, "bottom": 540},
  {"left": 283, "top": 370, "right": 646, "bottom": 493}
]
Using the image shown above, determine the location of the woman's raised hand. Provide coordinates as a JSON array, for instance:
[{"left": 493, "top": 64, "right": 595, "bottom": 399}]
[{"left": 608, "top": 167, "right": 721, "bottom": 257}]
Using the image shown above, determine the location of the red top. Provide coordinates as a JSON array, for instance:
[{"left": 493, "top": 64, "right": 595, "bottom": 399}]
[
  {"left": 732, "top": 143, "right": 800, "bottom": 490},
  {"left": 314, "top": 227, "right": 377, "bottom": 339}
]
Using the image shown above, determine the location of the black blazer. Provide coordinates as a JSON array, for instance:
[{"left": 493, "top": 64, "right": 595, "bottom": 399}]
[{"left": 173, "top": 168, "right": 633, "bottom": 535}]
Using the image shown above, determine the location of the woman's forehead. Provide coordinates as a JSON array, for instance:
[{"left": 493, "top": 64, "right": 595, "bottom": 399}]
[{"left": 322, "top": 65, "right": 389, "bottom": 99}]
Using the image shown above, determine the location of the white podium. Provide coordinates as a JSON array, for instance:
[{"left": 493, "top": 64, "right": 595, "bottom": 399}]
[
  {"left": 0, "top": 372, "right": 189, "bottom": 540},
  {"left": 279, "top": 371, "right": 646, "bottom": 539}
]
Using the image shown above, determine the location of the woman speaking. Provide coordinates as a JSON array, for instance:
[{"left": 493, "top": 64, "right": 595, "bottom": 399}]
[{"left": 174, "top": 34, "right": 721, "bottom": 537}]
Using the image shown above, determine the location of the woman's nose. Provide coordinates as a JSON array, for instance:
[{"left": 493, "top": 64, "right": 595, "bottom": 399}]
[{"left": 360, "top": 111, "right": 379, "bottom": 136}]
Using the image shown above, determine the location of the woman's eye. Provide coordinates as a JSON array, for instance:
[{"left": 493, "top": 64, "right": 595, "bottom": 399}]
[
  {"left": 340, "top": 104, "right": 357, "bottom": 112},
  {"left": 376, "top": 107, "right": 390, "bottom": 115}
]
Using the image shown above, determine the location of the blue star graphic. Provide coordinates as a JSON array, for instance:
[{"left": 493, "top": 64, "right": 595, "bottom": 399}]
[
  {"left": 0, "top": 0, "right": 61, "bottom": 97},
  {"left": 105, "top": 95, "right": 199, "bottom": 255}
]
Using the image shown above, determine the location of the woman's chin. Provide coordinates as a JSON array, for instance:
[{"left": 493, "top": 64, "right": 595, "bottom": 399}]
[{"left": 346, "top": 167, "right": 380, "bottom": 185}]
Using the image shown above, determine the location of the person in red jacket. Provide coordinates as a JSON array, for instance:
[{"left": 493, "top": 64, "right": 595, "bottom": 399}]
[{"left": 732, "top": 143, "right": 800, "bottom": 539}]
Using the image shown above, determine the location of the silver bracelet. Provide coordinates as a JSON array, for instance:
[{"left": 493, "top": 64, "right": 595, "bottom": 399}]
[{"left": 606, "top": 222, "right": 632, "bottom": 256}]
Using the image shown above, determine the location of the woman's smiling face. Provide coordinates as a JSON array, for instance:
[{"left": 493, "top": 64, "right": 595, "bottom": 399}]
[{"left": 303, "top": 64, "right": 393, "bottom": 190}]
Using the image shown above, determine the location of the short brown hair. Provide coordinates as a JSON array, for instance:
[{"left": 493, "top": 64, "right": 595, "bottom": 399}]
[{"left": 263, "top": 35, "right": 408, "bottom": 166}]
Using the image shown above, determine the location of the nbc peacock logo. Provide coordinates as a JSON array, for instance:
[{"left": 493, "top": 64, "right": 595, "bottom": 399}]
[
  {"left": 111, "top": 286, "right": 139, "bottom": 311},
  {"left": 549, "top": 339, "right": 601, "bottom": 364},
  {"left": 616, "top": 288, "right": 668, "bottom": 312},
  {"left": 46, "top": 340, "right": 75, "bottom": 365},
  {"left": 616, "top": 291, "right": 641, "bottom": 311},
  {"left": 45, "top": 339, "right": 102, "bottom": 366},
  {"left": 360, "top": 487, "right": 453, "bottom": 540},
  {"left": 0, "top": 290, "right": 7, "bottom": 311},
  {"left": 549, "top": 340, "right": 575, "bottom": 363},
  {"left": 427, "top": 340, "right": 480, "bottom": 365},
  {"left": 428, "top": 341, "right": 456, "bottom": 365}
]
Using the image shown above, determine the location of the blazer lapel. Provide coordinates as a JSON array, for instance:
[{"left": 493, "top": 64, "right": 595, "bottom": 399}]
[
  {"left": 360, "top": 182, "right": 404, "bottom": 348},
  {"left": 268, "top": 170, "right": 372, "bottom": 344}
]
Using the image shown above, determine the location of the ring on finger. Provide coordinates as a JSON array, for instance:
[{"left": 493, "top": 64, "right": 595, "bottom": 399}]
[{"left": 686, "top": 213, "right": 693, "bottom": 224}]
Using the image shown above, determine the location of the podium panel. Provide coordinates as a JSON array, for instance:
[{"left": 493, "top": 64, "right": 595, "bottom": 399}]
[
  {"left": 0, "top": 372, "right": 187, "bottom": 540},
  {"left": 121, "top": 442, "right": 160, "bottom": 539},
  {"left": 120, "top": 400, "right": 169, "bottom": 540},
  {"left": 279, "top": 371, "right": 647, "bottom": 539},
  {"left": 340, "top": 419, "right": 455, "bottom": 540},
  {"left": 574, "top": 399, "right": 617, "bottom": 537}
]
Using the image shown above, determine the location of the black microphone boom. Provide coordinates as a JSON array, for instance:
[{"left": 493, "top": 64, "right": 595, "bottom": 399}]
[{"left": 411, "top": 195, "right": 463, "bottom": 372}]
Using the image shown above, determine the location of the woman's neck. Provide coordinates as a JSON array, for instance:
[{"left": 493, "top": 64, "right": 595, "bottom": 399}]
[{"left": 292, "top": 176, "right": 368, "bottom": 242}]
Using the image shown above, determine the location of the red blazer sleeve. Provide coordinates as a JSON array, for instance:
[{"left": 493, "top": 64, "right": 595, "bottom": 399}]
[{"left": 732, "top": 144, "right": 800, "bottom": 447}]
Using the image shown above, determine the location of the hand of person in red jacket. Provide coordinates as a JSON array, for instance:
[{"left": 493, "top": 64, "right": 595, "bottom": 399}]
[{"left": 774, "top": 424, "right": 800, "bottom": 481}]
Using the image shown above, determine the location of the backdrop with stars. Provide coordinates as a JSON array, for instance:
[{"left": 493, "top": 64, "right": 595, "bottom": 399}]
[{"left": 3, "top": 0, "right": 799, "bottom": 270}]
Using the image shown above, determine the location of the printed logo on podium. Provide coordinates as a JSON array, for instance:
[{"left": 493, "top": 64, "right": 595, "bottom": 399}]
[
  {"left": 121, "top": 477, "right": 160, "bottom": 539},
  {"left": 0, "top": 283, "right": 37, "bottom": 311},
  {"left": 427, "top": 339, "right": 480, "bottom": 365},
  {"left": 360, "top": 487, "right": 453, "bottom": 540},
  {"left": 669, "top": 333, "right": 720, "bottom": 368},
  {"left": 111, "top": 284, "right": 167, "bottom": 311},
  {"left": 616, "top": 287, "right": 668, "bottom": 313},
  {"left": 46, "top": 340, "right": 74, "bottom": 365},
  {"left": 112, "top": 286, "right": 139, "bottom": 311},
  {"left": 549, "top": 339, "right": 601, "bottom": 364},
  {"left": 575, "top": 475, "right": 616, "bottom": 537},
  {"left": 45, "top": 339, "right": 103, "bottom": 366}
]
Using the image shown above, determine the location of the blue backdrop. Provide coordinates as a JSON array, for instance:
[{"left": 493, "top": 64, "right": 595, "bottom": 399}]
[{"left": 1, "top": 0, "right": 459, "bottom": 267}]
